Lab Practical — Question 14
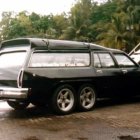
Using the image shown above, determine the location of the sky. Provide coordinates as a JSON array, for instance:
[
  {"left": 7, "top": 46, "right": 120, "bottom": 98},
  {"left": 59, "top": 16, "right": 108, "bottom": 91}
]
[{"left": 0, "top": 0, "right": 105, "bottom": 16}]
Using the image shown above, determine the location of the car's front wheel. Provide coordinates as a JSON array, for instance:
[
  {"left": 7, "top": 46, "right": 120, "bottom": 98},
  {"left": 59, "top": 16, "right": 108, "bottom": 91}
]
[
  {"left": 7, "top": 100, "right": 30, "bottom": 110},
  {"left": 52, "top": 85, "right": 76, "bottom": 115},
  {"left": 77, "top": 84, "right": 96, "bottom": 111}
]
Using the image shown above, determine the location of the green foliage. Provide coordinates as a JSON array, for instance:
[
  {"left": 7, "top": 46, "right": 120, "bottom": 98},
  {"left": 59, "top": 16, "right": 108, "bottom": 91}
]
[
  {"left": 60, "top": 0, "right": 93, "bottom": 41},
  {"left": 91, "top": 0, "right": 118, "bottom": 24},
  {"left": 0, "top": 0, "right": 139, "bottom": 52},
  {"left": 47, "top": 13, "right": 69, "bottom": 39}
]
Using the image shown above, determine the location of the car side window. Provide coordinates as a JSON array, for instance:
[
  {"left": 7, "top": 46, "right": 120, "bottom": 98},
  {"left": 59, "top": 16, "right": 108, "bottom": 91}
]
[
  {"left": 94, "top": 52, "right": 115, "bottom": 68},
  {"left": 93, "top": 53, "right": 101, "bottom": 68},
  {"left": 114, "top": 53, "right": 136, "bottom": 68},
  {"left": 29, "top": 52, "right": 90, "bottom": 67}
]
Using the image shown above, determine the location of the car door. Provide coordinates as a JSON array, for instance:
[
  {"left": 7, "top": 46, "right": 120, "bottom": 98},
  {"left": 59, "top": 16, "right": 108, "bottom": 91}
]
[
  {"left": 113, "top": 53, "right": 140, "bottom": 95},
  {"left": 93, "top": 52, "right": 123, "bottom": 97}
]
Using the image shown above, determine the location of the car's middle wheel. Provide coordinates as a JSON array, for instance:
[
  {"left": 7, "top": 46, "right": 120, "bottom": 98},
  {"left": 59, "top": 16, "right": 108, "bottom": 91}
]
[
  {"left": 77, "top": 84, "right": 96, "bottom": 111},
  {"left": 52, "top": 85, "right": 76, "bottom": 115}
]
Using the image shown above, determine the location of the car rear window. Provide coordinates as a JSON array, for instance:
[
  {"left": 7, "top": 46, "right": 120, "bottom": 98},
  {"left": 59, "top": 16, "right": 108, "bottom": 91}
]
[{"left": 0, "top": 51, "right": 27, "bottom": 68}]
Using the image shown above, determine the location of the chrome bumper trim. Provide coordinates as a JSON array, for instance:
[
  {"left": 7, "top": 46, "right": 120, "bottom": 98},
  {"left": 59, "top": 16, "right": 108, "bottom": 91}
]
[{"left": 0, "top": 87, "right": 28, "bottom": 99}]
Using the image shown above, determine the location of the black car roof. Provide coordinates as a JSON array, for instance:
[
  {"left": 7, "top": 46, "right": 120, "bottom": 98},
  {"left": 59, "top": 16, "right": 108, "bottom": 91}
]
[{"left": 0, "top": 38, "right": 122, "bottom": 52}]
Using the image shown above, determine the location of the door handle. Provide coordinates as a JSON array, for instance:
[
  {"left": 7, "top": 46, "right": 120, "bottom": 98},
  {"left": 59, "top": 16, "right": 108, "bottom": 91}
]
[
  {"left": 96, "top": 69, "right": 103, "bottom": 73},
  {"left": 122, "top": 69, "right": 127, "bottom": 74}
]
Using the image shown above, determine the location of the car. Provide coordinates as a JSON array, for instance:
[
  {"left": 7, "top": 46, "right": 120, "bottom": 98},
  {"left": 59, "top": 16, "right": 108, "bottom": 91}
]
[
  {"left": 129, "top": 43, "right": 140, "bottom": 64},
  {"left": 0, "top": 38, "right": 140, "bottom": 115},
  {"left": 130, "top": 50, "right": 140, "bottom": 64}
]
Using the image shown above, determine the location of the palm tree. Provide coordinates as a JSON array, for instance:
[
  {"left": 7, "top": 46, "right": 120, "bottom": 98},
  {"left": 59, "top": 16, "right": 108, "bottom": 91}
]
[
  {"left": 60, "top": 0, "right": 92, "bottom": 41},
  {"left": 124, "top": 0, "right": 140, "bottom": 51},
  {"left": 96, "top": 15, "right": 127, "bottom": 50},
  {"left": 96, "top": 0, "right": 140, "bottom": 52}
]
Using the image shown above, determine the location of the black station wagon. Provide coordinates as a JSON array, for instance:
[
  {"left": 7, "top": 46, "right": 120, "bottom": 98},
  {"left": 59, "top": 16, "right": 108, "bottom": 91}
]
[{"left": 0, "top": 38, "right": 140, "bottom": 115}]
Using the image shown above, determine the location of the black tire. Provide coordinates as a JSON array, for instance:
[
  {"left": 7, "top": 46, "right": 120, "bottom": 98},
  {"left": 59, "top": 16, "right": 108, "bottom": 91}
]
[
  {"left": 7, "top": 100, "right": 30, "bottom": 110},
  {"left": 77, "top": 84, "right": 96, "bottom": 111},
  {"left": 31, "top": 101, "right": 46, "bottom": 107},
  {"left": 52, "top": 85, "right": 76, "bottom": 115}
]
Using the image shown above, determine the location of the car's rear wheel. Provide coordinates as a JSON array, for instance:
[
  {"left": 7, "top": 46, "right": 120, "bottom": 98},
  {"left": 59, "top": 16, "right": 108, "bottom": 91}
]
[
  {"left": 7, "top": 100, "right": 30, "bottom": 110},
  {"left": 52, "top": 85, "right": 76, "bottom": 115},
  {"left": 77, "top": 84, "right": 96, "bottom": 111}
]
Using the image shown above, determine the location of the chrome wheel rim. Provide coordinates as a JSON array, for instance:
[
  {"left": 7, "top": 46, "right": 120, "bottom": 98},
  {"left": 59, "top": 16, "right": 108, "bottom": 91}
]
[
  {"left": 57, "top": 88, "right": 74, "bottom": 112},
  {"left": 80, "top": 87, "right": 95, "bottom": 109}
]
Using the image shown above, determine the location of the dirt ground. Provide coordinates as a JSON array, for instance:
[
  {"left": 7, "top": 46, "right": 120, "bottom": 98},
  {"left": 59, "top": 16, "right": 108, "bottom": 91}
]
[{"left": 0, "top": 97, "right": 140, "bottom": 140}]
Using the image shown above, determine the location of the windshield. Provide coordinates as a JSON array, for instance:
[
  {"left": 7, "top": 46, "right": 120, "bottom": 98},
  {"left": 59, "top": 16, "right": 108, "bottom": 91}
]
[{"left": 0, "top": 51, "right": 27, "bottom": 68}]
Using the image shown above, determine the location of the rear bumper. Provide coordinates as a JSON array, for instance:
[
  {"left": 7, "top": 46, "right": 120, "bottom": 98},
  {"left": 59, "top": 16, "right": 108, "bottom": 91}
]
[{"left": 0, "top": 87, "right": 28, "bottom": 99}]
